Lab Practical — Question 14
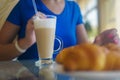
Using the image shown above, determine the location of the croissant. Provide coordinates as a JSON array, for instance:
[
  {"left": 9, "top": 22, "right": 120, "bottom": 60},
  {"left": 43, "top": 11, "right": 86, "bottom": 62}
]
[
  {"left": 56, "top": 43, "right": 120, "bottom": 71},
  {"left": 103, "top": 43, "right": 120, "bottom": 53}
]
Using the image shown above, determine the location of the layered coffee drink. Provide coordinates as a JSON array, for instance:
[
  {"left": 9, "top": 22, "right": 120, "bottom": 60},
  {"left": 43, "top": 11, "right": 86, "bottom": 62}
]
[
  {"left": 35, "top": 27, "right": 55, "bottom": 58},
  {"left": 34, "top": 15, "right": 56, "bottom": 64}
]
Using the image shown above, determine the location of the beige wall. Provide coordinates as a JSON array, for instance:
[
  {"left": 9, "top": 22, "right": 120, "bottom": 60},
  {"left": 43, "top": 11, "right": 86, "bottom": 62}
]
[
  {"left": 0, "top": 0, "right": 19, "bottom": 29},
  {"left": 77, "top": 0, "right": 120, "bottom": 38},
  {"left": 98, "top": 0, "right": 116, "bottom": 32},
  {"left": 115, "top": 0, "right": 120, "bottom": 36},
  {"left": 77, "top": 0, "right": 90, "bottom": 11},
  {"left": 98, "top": 0, "right": 120, "bottom": 36}
]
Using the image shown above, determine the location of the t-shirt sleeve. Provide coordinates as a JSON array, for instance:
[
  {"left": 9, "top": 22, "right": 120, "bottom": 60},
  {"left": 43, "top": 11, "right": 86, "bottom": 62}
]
[
  {"left": 75, "top": 2, "right": 84, "bottom": 25},
  {"left": 7, "top": 2, "right": 21, "bottom": 26}
]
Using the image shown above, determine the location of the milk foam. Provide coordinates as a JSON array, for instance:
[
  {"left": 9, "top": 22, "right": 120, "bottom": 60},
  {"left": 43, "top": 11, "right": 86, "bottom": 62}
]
[{"left": 34, "top": 16, "right": 56, "bottom": 29}]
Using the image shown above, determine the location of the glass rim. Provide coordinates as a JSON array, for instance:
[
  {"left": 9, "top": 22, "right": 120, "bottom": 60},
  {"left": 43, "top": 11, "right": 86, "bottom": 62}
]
[{"left": 46, "top": 15, "right": 57, "bottom": 19}]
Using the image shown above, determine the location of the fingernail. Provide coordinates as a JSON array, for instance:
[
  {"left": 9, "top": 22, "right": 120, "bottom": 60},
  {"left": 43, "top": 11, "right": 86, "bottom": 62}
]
[
  {"left": 113, "top": 39, "right": 118, "bottom": 44},
  {"left": 108, "top": 34, "right": 114, "bottom": 38}
]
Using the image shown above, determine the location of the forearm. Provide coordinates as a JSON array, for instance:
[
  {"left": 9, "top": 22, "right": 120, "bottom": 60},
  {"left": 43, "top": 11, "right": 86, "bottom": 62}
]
[
  {"left": 76, "top": 24, "right": 89, "bottom": 44},
  {"left": 0, "top": 43, "right": 21, "bottom": 61},
  {"left": 0, "top": 39, "right": 30, "bottom": 61}
]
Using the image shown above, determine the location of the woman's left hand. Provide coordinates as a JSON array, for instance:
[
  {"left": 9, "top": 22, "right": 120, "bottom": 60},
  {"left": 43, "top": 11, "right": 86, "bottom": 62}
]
[{"left": 94, "top": 28, "right": 120, "bottom": 46}]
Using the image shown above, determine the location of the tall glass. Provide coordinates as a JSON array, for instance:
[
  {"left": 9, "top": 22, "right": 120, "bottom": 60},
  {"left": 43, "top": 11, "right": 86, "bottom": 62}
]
[{"left": 33, "top": 15, "right": 57, "bottom": 65}]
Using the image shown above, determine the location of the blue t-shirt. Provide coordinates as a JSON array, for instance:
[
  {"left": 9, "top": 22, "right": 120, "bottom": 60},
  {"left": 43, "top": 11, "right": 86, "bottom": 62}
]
[{"left": 7, "top": 0, "right": 83, "bottom": 60}]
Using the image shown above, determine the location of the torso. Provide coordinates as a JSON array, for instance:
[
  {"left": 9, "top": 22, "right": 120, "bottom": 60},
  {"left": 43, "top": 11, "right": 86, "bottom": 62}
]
[
  {"left": 7, "top": 0, "right": 83, "bottom": 60},
  {"left": 41, "top": 0, "right": 65, "bottom": 15}
]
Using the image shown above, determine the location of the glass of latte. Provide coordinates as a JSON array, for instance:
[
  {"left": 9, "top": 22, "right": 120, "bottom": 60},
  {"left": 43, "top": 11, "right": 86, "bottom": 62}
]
[{"left": 33, "top": 15, "right": 57, "bottom": 65}]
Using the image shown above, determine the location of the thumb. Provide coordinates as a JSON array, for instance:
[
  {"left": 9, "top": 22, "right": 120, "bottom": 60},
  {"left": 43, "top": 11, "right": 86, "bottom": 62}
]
[{"left": 94, "top": 36, "right": 102, "bottom": 45}]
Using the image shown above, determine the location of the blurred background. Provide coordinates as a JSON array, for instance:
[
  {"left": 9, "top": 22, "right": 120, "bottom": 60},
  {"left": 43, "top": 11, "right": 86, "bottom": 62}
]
[
  {"left": 76, "top": 0, "right": 120, "bottom": 42},
  {"left": 0, "top": 0, "right": 120, "bottom": 42}
]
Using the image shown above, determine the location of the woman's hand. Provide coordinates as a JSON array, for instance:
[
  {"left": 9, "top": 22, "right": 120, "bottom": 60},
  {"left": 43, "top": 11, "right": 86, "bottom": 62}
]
[
  {"left": 18, "top": 18, "right": 36, "bottom": 50},
  {"left": 94, "top": 28, "right": 120, "bottom": 46},
  {"left": 24, "top": 18, "right": 36, "bottom": 47},
  {"left": 18, "top": 12, "right": 46, "bottom": 49}
]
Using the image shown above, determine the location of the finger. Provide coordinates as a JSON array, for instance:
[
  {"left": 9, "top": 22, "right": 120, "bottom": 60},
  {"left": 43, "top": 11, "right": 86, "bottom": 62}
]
[
  {"left": 100, "top": 28, "right": 117, "bottom": 36},
  {"left": 112, "top": 35, "right": 120, "bottom": 44},
  {"left": 100, "top": 29, "right": 118, "bottom": 40},
  {"left": 27, "top": 19, "right": 34, "bottom": 31},
  {"left": 104, "top": 28, "right": 117, "bottom": 34},
  {"left": 94, "top": 36, "right": 103, "bottom": 45},
  {"left": 107, "top": 31, "right": 118, "bottom": 39},
  {"left": 28, "top": 18, "right": 34, "bottom": 24},
  {"left": 107, "top": 29, "right": 117, "bottom": 35},
  {"left": 36, "top": 12, "right": 46, "bottom": 18},
  {"left": 32, "top": 12, "right": 46, "bottom": 21},
  {"left": 103, "top": 34, "right": 120, "bottom": 44},
  {"left": 106, "top": 28, "right": 117, "bottom": 32}
]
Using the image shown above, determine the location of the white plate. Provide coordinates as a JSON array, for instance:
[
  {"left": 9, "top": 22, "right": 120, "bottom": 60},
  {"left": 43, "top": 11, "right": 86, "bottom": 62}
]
[{"left": 52, "top": 63, "right": 120, "bottom": 80}]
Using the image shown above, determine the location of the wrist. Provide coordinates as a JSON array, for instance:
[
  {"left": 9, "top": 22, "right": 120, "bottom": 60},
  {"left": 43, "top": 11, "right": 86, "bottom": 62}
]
[
  {"left": 17, "top": 39, "right": 31, "bottom": 50},
  {"left": 15, "top": 40, "right": 27, "bottom": 53}
]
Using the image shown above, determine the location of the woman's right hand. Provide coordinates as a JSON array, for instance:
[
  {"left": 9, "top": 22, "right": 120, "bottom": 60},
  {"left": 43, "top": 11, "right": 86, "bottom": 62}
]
[
  {"left": 18, "top": 12, "right": 46, "bottom": 50},
  {"left": 24, "top": 18, "right": 36, "bottom": 48},
  {"left": 94, "top": 28, "right": 120, "bottom": 46}
]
